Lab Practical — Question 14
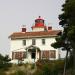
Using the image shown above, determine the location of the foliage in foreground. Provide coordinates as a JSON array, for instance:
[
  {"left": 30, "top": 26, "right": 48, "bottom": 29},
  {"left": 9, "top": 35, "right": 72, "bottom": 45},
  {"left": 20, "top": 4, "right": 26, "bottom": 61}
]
[
  {"left": 0, "top": 54, "right": 12, "bottom": 70},
  {"left": 33, "top": 59, "right": 64, "bottom": 75},
  {"left": 11, "top": 70, "right": 26, "bottom": 75},
  {"left": 0, "top": 59, "right": 73, "bottom": 75}
]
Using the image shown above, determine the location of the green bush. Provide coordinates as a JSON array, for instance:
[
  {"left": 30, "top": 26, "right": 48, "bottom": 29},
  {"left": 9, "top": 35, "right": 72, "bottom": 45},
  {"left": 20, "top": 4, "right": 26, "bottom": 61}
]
[
  {"left": 0, "top": 71, "right": 6, "bottom": 75},
  {"left": 0, "top": 54, "right": 11, "bottom": 70},
  {"left": 0, "top": 63, "right": 12, "bottom": 71},
  {"left": 35, "top": 59, "right": 64, "bottom": 75},
  {"left": 42, "top": 64, "right": 51, "bottom": 75},
  {"left": 33, "top": 69, "right": 43, "bottom": 75},
  {"left": 11, "top": 70, "right": 26, "bottom": 75},
  {"left": 31, "top": 64, "right": 35, "bottom": 69}
]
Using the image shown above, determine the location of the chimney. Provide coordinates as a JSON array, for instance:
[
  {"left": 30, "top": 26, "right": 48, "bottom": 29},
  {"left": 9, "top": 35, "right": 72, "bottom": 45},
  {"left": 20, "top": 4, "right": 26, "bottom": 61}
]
[
  {"left": 22, "top": 25, "right": 26, "bottom": 32},
  {"left": 48, "top": 26, "right": 52, "bottom": 31}
]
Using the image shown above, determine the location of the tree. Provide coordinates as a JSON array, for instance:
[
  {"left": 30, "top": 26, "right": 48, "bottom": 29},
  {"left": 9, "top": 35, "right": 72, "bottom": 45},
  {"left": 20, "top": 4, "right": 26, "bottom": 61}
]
[
  {"left": 51, "top": 0, "right": 75, "bottom": 75},
  {"left": 0, "top": 54, "right": 11, "bottom": 70}
]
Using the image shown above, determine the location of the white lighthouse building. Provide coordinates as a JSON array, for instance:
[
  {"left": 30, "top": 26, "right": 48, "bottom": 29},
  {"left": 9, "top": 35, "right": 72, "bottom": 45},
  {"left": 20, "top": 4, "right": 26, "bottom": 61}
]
[{"left": 9, "top": 16, "right": 61, "bottom": 63}]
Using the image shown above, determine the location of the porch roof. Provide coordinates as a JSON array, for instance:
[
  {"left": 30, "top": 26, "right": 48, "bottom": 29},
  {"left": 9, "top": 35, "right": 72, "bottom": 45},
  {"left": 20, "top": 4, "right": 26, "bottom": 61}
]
[{"left": 26, "top": 45, "right": 40, "bottom": 51}]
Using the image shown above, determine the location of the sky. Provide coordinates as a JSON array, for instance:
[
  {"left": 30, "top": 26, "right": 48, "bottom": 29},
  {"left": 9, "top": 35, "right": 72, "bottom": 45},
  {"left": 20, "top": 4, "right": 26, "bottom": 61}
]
[{"left": 0, "top": 0, "right": 65, "bottom": 55}]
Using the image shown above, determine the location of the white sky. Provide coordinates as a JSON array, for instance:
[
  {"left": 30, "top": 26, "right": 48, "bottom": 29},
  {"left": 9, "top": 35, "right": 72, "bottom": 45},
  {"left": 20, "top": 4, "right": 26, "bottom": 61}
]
[{"left": 0, "top": 0, "right": 65, "bottom": 55}]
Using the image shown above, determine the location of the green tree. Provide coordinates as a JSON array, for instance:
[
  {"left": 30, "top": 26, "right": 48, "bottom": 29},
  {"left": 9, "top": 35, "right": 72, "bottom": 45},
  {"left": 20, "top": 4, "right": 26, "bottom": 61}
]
[
  {"left": 51, "top": 0, "right": 75, "bottom": 75},
  {"left": 0, "top": 54, "right": 11, "bottom": 70}
]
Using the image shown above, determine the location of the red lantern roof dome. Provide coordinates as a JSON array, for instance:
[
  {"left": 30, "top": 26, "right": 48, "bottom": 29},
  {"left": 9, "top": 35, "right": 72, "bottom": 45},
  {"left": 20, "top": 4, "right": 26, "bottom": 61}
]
[{"left": 35, "top": 16, "right": 44, "bottom": 20}]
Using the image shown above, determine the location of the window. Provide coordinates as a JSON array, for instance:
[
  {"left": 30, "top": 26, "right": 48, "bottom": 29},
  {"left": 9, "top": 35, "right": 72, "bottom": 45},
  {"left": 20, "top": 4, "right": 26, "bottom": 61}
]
[
  {"left": 39, "top": 20, "right": 44, "bottom": 23},
  {"left": 42, "top": 51, "right": 49, "bottom": 59},
  {"left": 23, "top": 40, "right": 26, "bottom": 45},
  {"left": 49, "top": 50, "right": 56, "bottom": 58},
  {"left": 42, "top": 39, "right": 45, "bottom": 45},
  {"left": 32, "top": 39, "right": 36, "bottom": 45},
  {"left": 41, "top": 50, "right": 56, "bottom": 59},
  {"left": 12, "top": 52, "right": 26, "bottom": 60}
]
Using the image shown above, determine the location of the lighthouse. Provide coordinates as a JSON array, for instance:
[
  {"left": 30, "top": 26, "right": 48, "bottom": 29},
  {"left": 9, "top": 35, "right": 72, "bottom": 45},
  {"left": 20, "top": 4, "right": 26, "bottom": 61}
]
[{"left": 9, "top": 16, "right": 61, "bottom": 64}]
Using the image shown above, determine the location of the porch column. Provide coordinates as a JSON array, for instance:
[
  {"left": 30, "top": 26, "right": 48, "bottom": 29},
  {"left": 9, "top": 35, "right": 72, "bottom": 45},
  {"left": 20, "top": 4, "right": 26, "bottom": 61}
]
[
  {"left": 26, "top": 49, "right": 28, "bottom": 58},
  {"left": 35, "top": 49, "right": 37, "bottom": 60},
  {"left": 39, "top": 51, "right": 41, "bottom": 59}
]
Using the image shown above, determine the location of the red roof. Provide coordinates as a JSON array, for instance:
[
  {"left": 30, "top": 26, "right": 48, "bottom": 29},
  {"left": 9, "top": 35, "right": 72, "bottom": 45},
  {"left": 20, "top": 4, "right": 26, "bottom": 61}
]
[
  {"left": 35, "top": 16, "right": 44, "bottom": 20},
  {"left": 9, "top": 30, "right": 61, "bottom": 39}
]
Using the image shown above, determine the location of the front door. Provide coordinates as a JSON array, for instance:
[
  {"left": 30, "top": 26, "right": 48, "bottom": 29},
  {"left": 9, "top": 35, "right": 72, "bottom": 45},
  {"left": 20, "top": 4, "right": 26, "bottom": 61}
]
[{"left": 31, "top": 52, "right": 36, "bottom": 59}]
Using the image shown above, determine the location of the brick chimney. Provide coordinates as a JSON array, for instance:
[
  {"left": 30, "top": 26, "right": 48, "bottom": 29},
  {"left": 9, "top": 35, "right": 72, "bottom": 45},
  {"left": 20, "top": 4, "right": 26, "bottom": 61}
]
[
  {"left": 48, "top": 26, "right": 52, "bottom": 31},
  {"left": 22, "top": 25, "right": 26, "bottom": 32}
]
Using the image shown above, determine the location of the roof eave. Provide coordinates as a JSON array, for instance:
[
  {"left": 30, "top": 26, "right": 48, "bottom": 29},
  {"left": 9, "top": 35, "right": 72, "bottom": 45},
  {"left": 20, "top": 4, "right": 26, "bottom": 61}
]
[{"left": 11, "top": 35, "right": 58, "bottom": 40}]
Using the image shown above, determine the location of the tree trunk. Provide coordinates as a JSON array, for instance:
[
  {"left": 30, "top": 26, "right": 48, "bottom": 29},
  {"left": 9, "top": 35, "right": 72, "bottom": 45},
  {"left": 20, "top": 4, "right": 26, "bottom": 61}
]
[
  {"left": 63, "top": 50, "right": 69, "bottom": 75},
  {"left": 71, "top": 41, "right": 75, "bottom": 75},
  {"left": 73, "top": 49, "right": 75, "bottom": 75}
]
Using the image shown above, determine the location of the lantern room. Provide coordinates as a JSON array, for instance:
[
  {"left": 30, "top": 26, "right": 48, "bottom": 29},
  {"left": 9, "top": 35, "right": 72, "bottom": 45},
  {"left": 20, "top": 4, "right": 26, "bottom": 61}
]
[
  {"left": 32, "top": 16, "right": 47, "bottom": 32},
  {"left": 35, "top": 16, "right": 44, "bottom": 27}
]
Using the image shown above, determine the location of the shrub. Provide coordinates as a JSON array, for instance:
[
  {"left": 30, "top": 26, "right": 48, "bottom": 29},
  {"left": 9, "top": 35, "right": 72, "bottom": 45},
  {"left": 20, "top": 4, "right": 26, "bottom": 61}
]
[
  {"left": 0, "top": 71, "right": 6, "bottom": 75},
  {"left": 11, "top": 70, "right": 26, "bottom": 75},
  {"left": 33, "top": 69, "right": 43, "bottom": 75},
  {"left": 0, "top": 54, "right": 11, "bottom": 70},
  {"left": 35, "top": 59, "right": 64, "bottom": 75},
  {"left": 42, "top": 64, "right": 51, "bottom": 75},
  {"left": 31, "top": 64, "right": 35, "bottom": 69}
]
